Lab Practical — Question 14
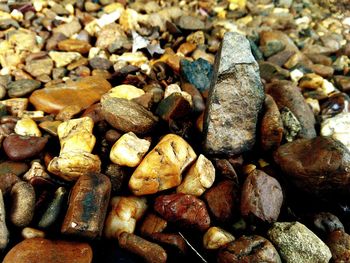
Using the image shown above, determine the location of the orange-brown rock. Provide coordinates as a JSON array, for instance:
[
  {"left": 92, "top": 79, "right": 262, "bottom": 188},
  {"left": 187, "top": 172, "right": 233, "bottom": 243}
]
[
  {"left": 29, "top": 76, "right": 111, "bottom": 114},
  {"left": 3, "top": 237, "right": 92, "bottom": 263},
  {"left": 57, "top": 39, "right": 92, "bottom": 54}
]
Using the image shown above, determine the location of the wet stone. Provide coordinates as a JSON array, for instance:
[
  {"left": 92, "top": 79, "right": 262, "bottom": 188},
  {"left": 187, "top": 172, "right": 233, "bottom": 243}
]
[
  {"left": 180, "top": 58, "right": 213, "bottom": 92},
  {"left": 203, "top": 32, "right": 264, "bottom": 155},
  {"left": 7, "top": 79, "right": 41, "bottom": 98}
]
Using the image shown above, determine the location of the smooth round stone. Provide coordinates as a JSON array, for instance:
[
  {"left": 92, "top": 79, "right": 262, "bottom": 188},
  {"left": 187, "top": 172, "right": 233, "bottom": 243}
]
[
  {"left": 3, "top": 134, "right": 48, "bottom": 161},
  {"left": 29, "top": 76, "right": 111, "bottom": 114},
  {"left": 7, "top": 79, "right": 41, "bottom": 98},
  {"left": 0, "top": 161, "right": 29, "bottom": 176},
  {"left": 3, "top": 237, "right": 92, "bottom": 263}
]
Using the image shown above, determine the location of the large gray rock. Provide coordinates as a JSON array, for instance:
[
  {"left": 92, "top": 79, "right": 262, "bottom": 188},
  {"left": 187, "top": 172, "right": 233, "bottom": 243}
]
[
  {"left": 203, "top": 32, "right": 264, "bottom": 155},
  {"left": 268, "top": 222, "right": 332, "bottom": 263}
]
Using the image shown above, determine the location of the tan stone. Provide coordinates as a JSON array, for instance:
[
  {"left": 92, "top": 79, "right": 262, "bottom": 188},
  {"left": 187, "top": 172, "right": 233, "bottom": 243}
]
[
  {"left": 129, "top": 134, "right": 197, "bottom": 195},
  {"left": 49, "top": 51, "right": 82, "bottom": 68},
  {"left": 203, "top": 227, "right": 235, "bottom": 250},
  {"left": 102, "top": 85, "right": 145, "bottom": 102},
  {"left": 58, "top": 39, "right": 91, "bottom": 54},
  {"left": 14, "top": 117, "right": 41, "bottom": 137}
]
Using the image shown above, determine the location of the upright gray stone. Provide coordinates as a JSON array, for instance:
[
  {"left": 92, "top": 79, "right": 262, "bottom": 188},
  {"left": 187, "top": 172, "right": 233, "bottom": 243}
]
[{"left": 203, "top": 32, "right": 264, "bottom": 155}]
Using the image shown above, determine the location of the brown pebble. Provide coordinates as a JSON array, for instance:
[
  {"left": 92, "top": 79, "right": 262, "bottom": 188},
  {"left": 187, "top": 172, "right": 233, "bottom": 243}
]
[{"left": 326, "top": 230, "right": 350, "bottom": 262}]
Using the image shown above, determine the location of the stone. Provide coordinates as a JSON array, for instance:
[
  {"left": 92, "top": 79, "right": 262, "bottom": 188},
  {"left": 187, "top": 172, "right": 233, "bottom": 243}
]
[
  {"left": 0, "top": 173, "right": 20, "bottom": 195},
  {"left": 155, "top": 93, "right": 192, "bottom": 121},
  {"left": 240, "top": 169, "right": 283, "bottom": 223},
  {"left": 0, "top": 161, "right": 28, "bottom": 177},
  {"left": 203, "top": 227, "right": 235, "bottom": 250},
  {"left": 56, "top": 105, "right": 81, "bottom": 121},
  {"left": 280, "top": 107, "right": 302, "bottom": 142},
  {"left": 268, "top": 222, "right": 332, "bottom": 263},
  {"left": 274, "top": 136, "right": 350, "bottom": 196},
  {"left": 14, "top": 117, "right": 41, "bottom": 137},
  {"left": 3, "top": 134, "right": 48, "bottom": 161},
  {"left": 21, "top": 227, "right": 45, "bottom": 239},
  {"left": 118, "top": 233, "right": 167, "bottom": 263},
  {"left": 49, "top": 51, "right": 82, "bottom": 68},
  {"left": 96, "top": 24, "right": 127, "bottom": 49},
  {"left": 101, "top": 97, "right": 158, "bottom": 135},
  {"left": 312, "top": 212, "right": 344, "bottom": 235},
  {"left": 326, "top": 230, "right": 350, "bottom": 262},
  {"left": 24, "top": 57, "right": 53, "bottom": 77},
  {"left": 30, "top": 76, "right": 111, "bottom": 114},
  {"left": 7, "top": 79, "right": 40, "bottom": 98},
  {"left": 39, "top": 120, "right": 61, "bottom": 136},
  {"left": 203, "top": 32, "right": 264, "bottom": 155},
  {"left": 48, "top": 117, "right": 101, "bottom": 181},
  {"left": 89, "top": 57, "right": 112, "bottom": 70},
  {"left": 0, "top": 190, "right": 8, "bottom": 250},
  {"left": 3, "top": 238, "right": 92, "bottom": 263},
  {"left": 110, "top": 132, "right": 151, "bottom": 167},
  {"left": 334, "top": 75, "right": 350, "bottom": 93},
  {"left": 140, "top": 213, "right": 167, "bottom": 237},
  {"left": 177, "top": 154, "right": 215, "bottom": 196},
  {"left": 258, "top": 61, "right": 290, "bottom": 82},
  {"left": 102, "top": 85, "right": 144, "bottom": 101},
  {"left": 180, "top": 58, "right": 213, "bottom": 92},
  {"left": 22, "top": 162, "right": 49, "bottom": 182},
  {"left": 104, "top": 196, "right": 147, "bottom": 238},
  {"left": 61, "top": 173, "right": 111, "bottom": 239},
  {"left": 52, "top": 19, "right": 82, "bottom": 37},
  {"left": 321, "top": 112, "right": 350, "bottom": 151},
  {"left": 154, "top": 193, "right": 210, "bottom": 232},
  {"left": 260, "top": 95, "right": 283, "bottom": 151},
  {"left": 267, "top": 80, "right": 316, "bottom": 139},
  {"left": 129, "top": 134, "right": 196, "bottom": 195},
  {"left": 150, "top": 233, "right": 187, "bottom": 255},
  {"left": 177, "top": 15, "right": 206, "bottom": 31},
  {"left": 46, "top": 33, "right": 67, "bottom": 51},
  {"left": 218, "top": 235, "right": 281, "bottom": 263},
  {"left": 181, "top": 83, "right": 205, "bottom": 113},
  {"left": 2, "top": 98, "right": 28, "bottom": 117},
  {"left": 58, "top": 39, "right": 91, "bottom": 54}
]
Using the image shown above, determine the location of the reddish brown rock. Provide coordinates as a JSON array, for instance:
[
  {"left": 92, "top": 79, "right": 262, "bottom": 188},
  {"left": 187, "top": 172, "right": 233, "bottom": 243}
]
[
  {"left": 154, "top": 193, "right": 210, "bottom": 232},
  {"left": 0, "top": 173, "right": 20, "bottom": 195},
  {"left": 240, "top": 169, "right": 283, "bottom": 223},
  {"left": 203, "top": 180, "right": 237, "bottom": 223},
  {"left": 150, "top": 233, "right": 187, "bottom": 255},
  {"left": 29, "top": 76, "right": 111, "bottom": 114},
  {"left": 3, "top": 135, "right": 48, "bottom": 161},
  {"left": 218, "top": 235, "right": 281, "bottom": 263},
  {"left": 326, "top": 230, "right": 350, "bottom": 262},
  {"left": 140, "top": 213, "right": 168, "bottom": 237},
  {"left": 260, "top": 94, "right": 283, "bottom": 151},
  {"left": 61, "top": 173, "right": 111, "bottom": 239},
  {"left": 3, "top": 238, "right": 92, "bottom": 263}
]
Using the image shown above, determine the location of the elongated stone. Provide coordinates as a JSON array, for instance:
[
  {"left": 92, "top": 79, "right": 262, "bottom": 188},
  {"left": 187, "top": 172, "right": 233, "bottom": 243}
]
[{"left": 203, "top": 32, "right": 264, "bottom": 155}]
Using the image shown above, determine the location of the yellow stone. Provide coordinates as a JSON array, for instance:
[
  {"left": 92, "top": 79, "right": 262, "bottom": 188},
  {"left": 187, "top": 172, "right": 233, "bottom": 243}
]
[
  {"left": 203, "top": 227, "right": 235, "bottom": 250},
  {"left": 102, "top": 85, "right": 145, "bottom": 102},
  {"left": 110, "top": 132, "right": 150, "bottom": 167},
  {"left": 14, "top": 117, "right": 42, "bottom": 137},
  {"left": 104, "top": 3, "right": 124, "bottom": 14},
  {"left": 129, "top": 134, "right": 197, "bottom": 196},
  {"left": 2, "top": 98, "right": 28, "bottom": 117}
]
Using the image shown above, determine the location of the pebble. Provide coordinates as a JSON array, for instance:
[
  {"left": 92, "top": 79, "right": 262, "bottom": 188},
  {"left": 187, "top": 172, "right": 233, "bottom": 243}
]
[
  {"left": 89, "top": 56, "right": 112, "bottom": 70},
  {"left": 326, "top": 230, "right": 350, "bottom": 262},
  {"left": 259, "top": 61, "right": 290, "bottom": 82},
  {"left": 177, "top": 15, "right": 206, "bottom": 31},
  {"left": 58, "top": 39, "right": 92, "bottom": 54},
  {"left": 0, "top": 161, "right": 28, "bottom": 177},
  {"left": 3, "top": 134, "right": 48, "bottom": 161},
  {"left": 24, "top": 57, "right": 53, "bottom": 77},
  {"left": 155, "top": 93, "right": 192, "bottom": 121},
  {"left": 129, "top": 134, "right": 196, "bottom": 195},
  {"left": 101, "top": 97, "right": 158, "bottom": 135},
  {"left": 150, "top": 233, "right": 187, "bottom": 255},
  {"left": 52, "top": 19, "right": 82, "bottom": 37},
  {"left": 140, "top": 213, "right": 167, "bottom": 237},
  {"left": 154, "top": 193, "right": 210, "bottom": 232},
  {"left": 29, "top": 76, "right": 111, "bottom": 114},
  {"left": 102, "top": 85, "right": 144, "bottom": 101},
  {"left": 312, "top": 212, "right": 344, "bottom": 235},
  {"left": 218, "top": 235, "right": 281, "bottom": 263},
  {"left": 203, "top": 227, "right": 235, "bottom": 250},
  {"left": 3, "top": 238, "right": 92, "bottom": 263},
  {"left": 110, "top": 132, "right": 151, "bottom": 167},
  {"left": 21, "top": 227, "right": 45, "bottom": 239},
  {"left": 180, "top": 58, "right": 213, "bottom": 92},
  {"left": 268, "top": 222, "right": 332, "bottom": 263},
  {"left": 49, "top": 51, "right": 82, "bottom": 68},
  {"left": 7, "top": 79, "right": 41, "bottom": 98},
  {"left": 61, "top": 173, "right": 111, "bottom": 239},
  {"left": 274, "top": 136, "right": 350, "bottom": 196},
  {"left": 203, "top": 32, "right": 264, "bottom": 155},
  {"left": 14, "top": 117, "right": 41, "bottom": 137},
  {"left": 0, "top": 190, "right": 9, "bottom": 250}
]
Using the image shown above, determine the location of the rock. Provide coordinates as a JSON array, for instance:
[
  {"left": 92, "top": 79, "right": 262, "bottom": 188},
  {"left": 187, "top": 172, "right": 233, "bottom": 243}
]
[
  {"left": 0, "top": 190, "right": 9, "bottom": 250},
  {"left": 181, "top": 83, "right": 205, "bottom": 113},
  {"left": 259, "top": 61, "right": 290, "bottom": 82},
  {"left": 24, "top": 57, "right": 53, "bottom": 77},
  {"left": 21, "top": 227, "right": 45, "bottom": 239},
  {"left": 218, "top": 235, "right": 281, "bottom": 263},
  {"left": 14, "top": 117, "right": 41, "bottom": 137},
  {"left": 260, "top": 95, "right": 283, "bottom": 151},
  {"left": 39, "top": 120, "right": 61, "bottom": 136},
  {"left": 326, "top": 230, "right": 350, "bottom": 262},
  {"left": 0, "top": 161, "right": 28, "bottom": 177},
  {"left": 3, "top": 238, "right": 92, "bottom": 263},
  {"left": 177, "top": 15, "right": 206, "bottom": 31},
  {"left": 46, "top": 33, "right": 67, "bottom": 51},
  {"left": 140, "top": 213, "right": 168, "bottom": 237},
  {"left": 203, "top": 226, "right": 235, "bottom": 250},
  {"left": 110, "top": 132, "right": 151, "bottom": 167},
  {"left": 29, "top": 76, "right": 111, "bottom": 114},
  {"left": 3, "top": 134, "right": 48, "bottom": 161},
  {"left": 177, "top": 42, "right": 197, "bottom": 56},
  {"left": 49, "top": 51, "right": 82, "bottom": 68},
  {"left": 58, "top": 39, "right": 91, "bottom": 54},
  {"left": 203, "top": 32, "right": 264, "bottom": 155},
  {"left": 150, "top": 233, "right": 187, "bottom": 255},
  {"left": 2, "top": 98, "right": 28, "bottom": 117},
  {"left": 22, "top": 161, "right": 49, "bottom": 182},
  {"left": 154, "top": 193, "right": 210, "bottom": 232},
  {"left": 241, "top": 169, "right": 283, "bottom": 223},
  {"left": 129, "top": 134, "right": 196, "bottom": 195},
  {"left": 52, "top": 19, "right": 82, "bottom": 37},
  {"left": 280, "top": 107, "right": 302, "bottom": 142},
  {"left": 89, "top": 57, "right": 112, "bottom": 70},
  {"left": 320, "top": 93, "right": 350, "bottom": 118},
  {"left": 267, "top": 80, "right": 316, "bottom": 139},
  {"left": 96, "top": 24, "right": 127, "bottom": 49},
  {"left": 61, "top": 173, "right": 111, "bottom": 239},
  {"left": 177, "top": 154, "right": 215, "bottom": 196},
  {"left": 321, "top": 112, "right": 350, "bottom": 151},
  {"left": 0, "top": 173, "right": 20, "bottom": 195},
  {"left": 310, "top": 64, "right": 334, "bottom": 79},
  {"left": 104, "top": 196, "right": 147, "bottom": 238},
  {"left": 118, "top": 233, "right": 167, "bottom": 263},
  {"left": 334, "top": 75, "right": 350, "bottom": 93},
  {"left": 155, "top": 93, "right": 192, "bottom": 121},
  {"left": 274, "top": 136, "right": 350, "bottom": 196},
  {"left": 102, "top": 85, "right": 144, "bottom": 101},
  {"left": 268, "top": 222, "right": 332, "bottom": 263},
  {"left": 7, "top": 79, "right": 40, "bottom": 98},
  {"left": 312, "top": 212, "right": 344, "bottom": 235},
  {"left": 180, "top": 58, "right": 213, "bottom": 92},
  {"left": 101, "top": 97, "right": 158, "bottom": 135}
]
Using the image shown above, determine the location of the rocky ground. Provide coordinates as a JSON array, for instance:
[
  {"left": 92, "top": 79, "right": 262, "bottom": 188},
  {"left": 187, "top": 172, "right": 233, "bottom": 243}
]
[{"left": 0, "top": 0, "right": 350, "bottom": 262}]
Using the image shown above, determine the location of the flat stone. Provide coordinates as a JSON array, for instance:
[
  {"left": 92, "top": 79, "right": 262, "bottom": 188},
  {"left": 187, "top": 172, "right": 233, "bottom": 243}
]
[
  {"left": 203, "top": 32, "right": 264, "bottom": 155},
  {"left": 7, "top": 79, "right": 41, "bottom": 98},
  {"left": 268, "top": 222, "right": 332, "bottom": 263},
  {"left": 49, "top": 51, "right": 82, "bottom": 68},
  {"left": 29, "top": 76, "right": 111, "bottom": 114},
  {"left": 3, "top": 238, "right": 92, "bottom": 263},
  {"left": 101, "top": 97, "right": 158, "bottom": 135},
  {"left": 180, "top": 58, "right": 213, "bottom": 92},
  {"left": 24, "top": 57, "right": 53, "bottom": 77},
  {"left": 52, "top": 19, "right": 82, "bottom": 37},
  {"left": 58, "top": 39, "right": 91, "bottom": 54}
]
